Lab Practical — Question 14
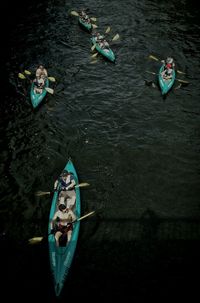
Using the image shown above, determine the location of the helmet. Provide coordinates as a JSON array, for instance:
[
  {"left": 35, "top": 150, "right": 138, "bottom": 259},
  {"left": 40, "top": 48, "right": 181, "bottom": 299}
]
[{"left": 166, "top": 57, "right": 173, "bottom": 64}]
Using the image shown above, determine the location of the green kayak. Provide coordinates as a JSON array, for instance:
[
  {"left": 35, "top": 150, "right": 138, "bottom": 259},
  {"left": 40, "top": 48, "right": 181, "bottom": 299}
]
[
  {"left": 48, "top": 159, "right": 81, "bottom": 297},
  {"left": 91, "top": 36, "right": 115, "bottom": 62}
]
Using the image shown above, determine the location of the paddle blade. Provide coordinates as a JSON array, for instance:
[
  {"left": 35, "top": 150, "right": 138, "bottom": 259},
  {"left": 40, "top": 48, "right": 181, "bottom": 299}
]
[
  {"left": 48, "top": 76, "right": 56, "bottom": 82},
  {"left": 71, "top": 10, "right": 79, "bottom": 16},
  {"left": 18, "top": 73, "right": 26, "bottom": 79},
  {"left": 28, "top": 237, "right": 43, "bottom": 245},
  {"left": 76, "top": 182, "right": 90, "bottom": 188},
  {"left": 146, "top": 70, "right": 156, "bottom": 75},
  {"left": 90, "top": 60, "right": 98, "bottom": 64},
  {"left": 149, "top": 55, "right": 159, "bottom": 61},
  {"left": 24, "top": 70, "right": 31, "bottom": 75},
  {"left": 92, "top": 24, "right": 98, "bottom": 29},
  {"left": 91, "top": 44, "right": 96, "bottom": 51},
  {"left": 35, "top": 191, "right": 51, "bottom": 197},
  {"left": 177, "top": 70, "right": 186, "bottom": 75},
  {"left": 90, "top": 17, "right": 97, "bottom": 22},
  {"left": 105, "top": 26, "right": 111, "bottom": 34},
  {"left": 112, "top": 33, "right": 119, "bottom": 41},
  {"left": 176, "top": 79, "right": 189, "bottom": 84},
  {"left": 45, "top": 87, "right": 54, "bottom": 94},
  {"left": 91, "top": 52, "right": 98, "bottom": 58}
]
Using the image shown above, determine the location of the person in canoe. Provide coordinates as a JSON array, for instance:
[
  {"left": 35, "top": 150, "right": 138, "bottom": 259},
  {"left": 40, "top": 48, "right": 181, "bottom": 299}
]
[
  {"left": 79, "top": 10, "right": 91, "bottom": 23},
  {"left": 33, "top": 77, "right": 45, "bottom": 94},
  {"left": 51, "top": 204, "right": 77, "bottom": 246},
  {"left": 161, "top": 57, "right": 175, "bottom": 80},
  {"left": 101, "top": 39, "right": 110, "bottom": 49},
  {"left": 33, "top": 64, "right": 48, "bottom": 94},
  {"left": 54, "top": 170, "right": 76, "bottom": 209},
  {"left": 93, "top": 31, "right": 105, "bottom": 42},
  {"left": 36, "top": 64, "right": 48, "bottom": 79}
]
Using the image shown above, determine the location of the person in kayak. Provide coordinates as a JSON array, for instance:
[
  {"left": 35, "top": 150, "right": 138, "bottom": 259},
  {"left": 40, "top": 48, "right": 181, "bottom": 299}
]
[
  {"left": 92, "top": 31, "right": 105, "bottom": 43},
  {"left": 161, "top": 57, "right": 175, "bottom": 70},
  {"left": 33, "top": 77, "right": 45, "bottom": 94},
  {"left": 36, "top": 64, "right": 48, "bottom": 79},
  {"left": 161, "top": 57, "right": 175, "bottom": 80},
  {"left": 79, "top": 10, "right": 90, "bottom": 23},
  {"left": 51, "top": 204, "right": 77, "bottom": 246},
  {"left": 54, "top": 170, "right": 76, "bottom": 209}
]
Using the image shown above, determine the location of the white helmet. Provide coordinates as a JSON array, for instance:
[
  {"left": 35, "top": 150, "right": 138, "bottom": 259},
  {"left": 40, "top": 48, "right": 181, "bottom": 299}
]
[{"left": 166, "top": 57, "right": 173, "bottom": 64}]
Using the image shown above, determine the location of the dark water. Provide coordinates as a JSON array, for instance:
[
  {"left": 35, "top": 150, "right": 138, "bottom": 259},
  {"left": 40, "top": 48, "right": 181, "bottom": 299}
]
[{"left": 1, "top": 0, "right": 200, "bottom": 301}]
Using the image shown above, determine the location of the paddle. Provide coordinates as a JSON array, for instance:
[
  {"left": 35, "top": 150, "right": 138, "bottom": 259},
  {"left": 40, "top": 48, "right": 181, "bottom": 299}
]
[
  {"left": 28, "top": 211, "right": 95, "bottom": 244},
  {"left": 70, "top": 10, "right": 79, "bottom": 17},
  {"left": 145, "top": 71, "right": 189, "bottom": 84},
  {"left": 35, "top": 182, "right": 90, "bottom": 197},
  {"left": 70, "top": 10, "right": 97, "bottom": 22},
  {"left": 148, "top": 55, "right": 186, "bottom": 75},
  {"left": 45, "top": 87, "right": 54, "bottom": 94},
  {"left": 91, "top": 52, "right": 98, "bottom": 58},
  {"left": 18, "top": 71, "right": 56, "bottom": 82},
  {"left": 91, "top": 31, "right": 119, "bottom": 51}
]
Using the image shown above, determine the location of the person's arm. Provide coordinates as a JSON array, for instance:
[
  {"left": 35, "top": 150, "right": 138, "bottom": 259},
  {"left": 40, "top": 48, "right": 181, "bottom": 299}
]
[
  {"left": 70, "top": 211, "right": 77, "bottom": 222},
  {"left": 66, "top": 176, "right": 76, "bottom": 190},
  {"left": 54, "top": 180, "right": 58, "bottom": 190},
  {"left": 36, "top": 69, "right": 40, "bottom": 77}
]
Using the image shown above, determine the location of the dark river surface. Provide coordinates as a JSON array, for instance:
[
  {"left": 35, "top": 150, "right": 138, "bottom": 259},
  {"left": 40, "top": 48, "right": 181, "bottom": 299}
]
[{"left": 1, "top": 0, "right": 200, "bottom": 301}]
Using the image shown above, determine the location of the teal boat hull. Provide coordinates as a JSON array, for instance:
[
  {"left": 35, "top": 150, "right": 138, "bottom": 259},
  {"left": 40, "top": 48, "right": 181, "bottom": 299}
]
[
  {"left": 30, "top": 79, "right": 49, "bottom": 108},
  {"left": 91, "top": 37, "right": 115, "bottom": 62},
  {"left": 78, "top": 17, "right": 92, "bottom": 32},
  {"left": 158, "top": 65, "right": 176, "bottom": 95},
  {"left": 48, "top": 159, "right": 81, "bottom": 296}
]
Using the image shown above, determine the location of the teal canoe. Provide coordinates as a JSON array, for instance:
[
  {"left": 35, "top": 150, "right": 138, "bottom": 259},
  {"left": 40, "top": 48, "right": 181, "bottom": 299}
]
[
  {"left": 48, "top": 159, "right": 81, "bottom": 296},
  {"left": 91, "top": 37, "right": 115, "bottom": 62},
  {"left": 30, "top": 78, "right": 49, "bottom": 108},
  {"left": 158, "top": 65, "right": 176, "bottom": 95},
  {"left": 78, "top": 17, "right": 93, "bottom": 32}
]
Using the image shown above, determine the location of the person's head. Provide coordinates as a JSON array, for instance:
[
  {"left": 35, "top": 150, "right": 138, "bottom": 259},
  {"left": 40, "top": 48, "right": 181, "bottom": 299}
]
[
  {"left": 61, "top": 170, "right": 69, "bottom": 177},
  {"left": 38, "top": 64, "right": 44, "bottom": 70},
  {"left": 59, "top": 204, "right": 67, "bottom": 212},
  {"left": 166, "top": 57, "right": 173, "bottom": 64}
]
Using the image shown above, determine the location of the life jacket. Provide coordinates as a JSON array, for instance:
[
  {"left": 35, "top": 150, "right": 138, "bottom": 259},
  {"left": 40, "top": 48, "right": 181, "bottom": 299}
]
[
  {"left": 166, "top": 63, "right": 172, "bottom": 69},
  {"left": 60, "top": 175, "right": 74, "bottom": 189}
]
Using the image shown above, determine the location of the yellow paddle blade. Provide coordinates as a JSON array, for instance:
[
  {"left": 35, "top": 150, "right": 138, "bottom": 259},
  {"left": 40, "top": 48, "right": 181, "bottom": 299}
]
[
  {"left": 18, "top": 73, "right": 26, "bottom": 79},
  {"left": 112, "top": 33, "right": 119, "bottom": 41},
  {"left": 28, "top": 237, "right": 43, "bottom": 245},
  {"left": 90, "top": 60, "right": 98, "bottom": 64},
  {"left": 35, "top": 191, "right": 51, "bottom": 196},
  {"left": 105, "top": 26, "right": 111, "bottom": 34},
  {"left": 146, "top": 70, "right": 156, "bottom": 75},
  {"left": 149, "top": 55, "right": 159, "bottom": 61},
  {"left": 91, "top": 52, "right": 98, "bottom": 58},
  {"left": 90, "top": 17, "right": 97, "bottom": 22},
  {"left": 45, "top": 87, "right": 54, "bottom": 94},
  {"left": 48, "top": 76, "right": 56, "bottom": 82},
  {"left": 92, "top": 24, "right": 98, "bottom": 29},
  {"left": 176, "top": 79, "right": 189, "bottom": 84},
  {"left": 24, "top": 70, "right": 31, "bottom": 75},
  {"left": 91, "top": 44, "right": 96, "bottom": 51},
  {"left": 76, "top": 182, "right": 90, "bottom": 188},
  {"left": 71, "top": 10, "right": 79, "bottom": 16},
  {"left": 177, "top": 70, "right": 186, "bottom": 75}
]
